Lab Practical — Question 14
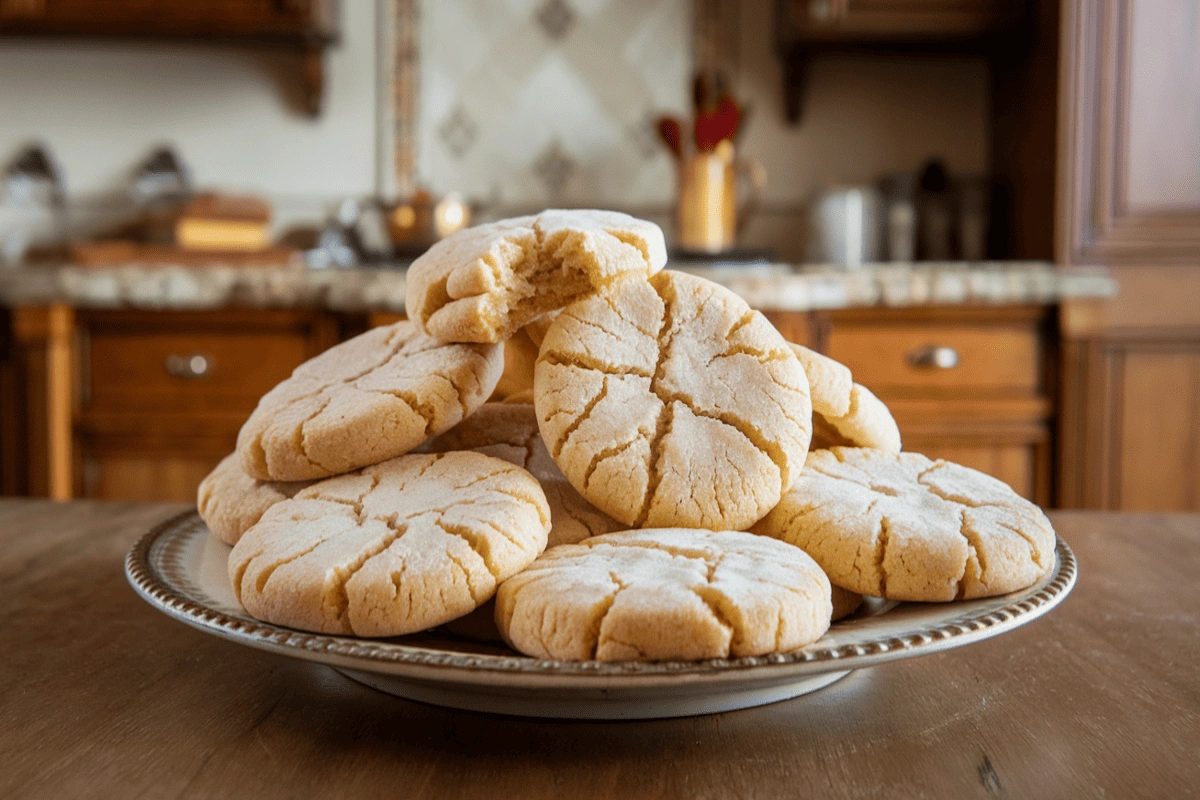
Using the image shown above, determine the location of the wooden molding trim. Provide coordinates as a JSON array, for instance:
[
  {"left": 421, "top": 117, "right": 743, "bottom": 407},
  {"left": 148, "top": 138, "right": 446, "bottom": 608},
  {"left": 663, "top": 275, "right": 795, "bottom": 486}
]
[
  {"left": 391, "top": 0, "right": 418, "bottom": 197},
  {"left": 1058, "top": 0, "right": 1200, "bottom": 265},
  {"left": 46, "top": 304, "right": 74, "bottom": 502}
]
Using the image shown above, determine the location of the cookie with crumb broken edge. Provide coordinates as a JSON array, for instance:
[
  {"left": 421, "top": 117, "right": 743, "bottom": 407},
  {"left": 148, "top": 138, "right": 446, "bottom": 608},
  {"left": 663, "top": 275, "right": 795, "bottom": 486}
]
[
  {"left": 197, "top": 453, "right": 315, "bottom": 546},
  {"left": 809, "top": 383, "right": 902, "bottom": 453},
  {"left": 534, "top": 270, "right": 812, "bottom": 531},
  {"left": 416, "top": 402, "right": 622, "bottom": 547},
  {"left": 405, "top": 210, "right": 667, "bottom": 344},
  {"left": 495, "top": 528, "right": 831, "bottom": 661},
  {"left": 752, "top": 447, "right": 1055, "bottom": 602},
  {"left": 229, "top": 451, "right": 551, "bottom": 637},
  {"left": 236, "top": 320, "right": 503, "bottom": 482}
]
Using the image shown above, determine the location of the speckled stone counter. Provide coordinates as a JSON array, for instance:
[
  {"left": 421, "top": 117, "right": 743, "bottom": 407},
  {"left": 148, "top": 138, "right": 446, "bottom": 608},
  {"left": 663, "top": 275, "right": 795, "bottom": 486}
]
[{"left": 0, "top": 261, "right": 1117, "bottom": 313}]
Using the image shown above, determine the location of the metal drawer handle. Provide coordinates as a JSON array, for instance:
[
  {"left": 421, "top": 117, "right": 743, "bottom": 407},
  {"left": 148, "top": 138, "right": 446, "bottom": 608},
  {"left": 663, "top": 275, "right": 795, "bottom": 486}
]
[
  {"left": 907, "top": 345, "right": 959, "bottom": 370},
  {"left": 808, "top": 0, "right": 850, "bottom": 21},
  {"left": 165, "top": 354, "right": 212, "bottom": 378}
]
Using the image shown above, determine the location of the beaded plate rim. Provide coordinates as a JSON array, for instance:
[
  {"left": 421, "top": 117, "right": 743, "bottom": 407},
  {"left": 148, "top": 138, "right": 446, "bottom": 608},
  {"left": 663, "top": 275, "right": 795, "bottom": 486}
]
[{"left": 126, "top": 510, "right": 1076, "bottom": 683}]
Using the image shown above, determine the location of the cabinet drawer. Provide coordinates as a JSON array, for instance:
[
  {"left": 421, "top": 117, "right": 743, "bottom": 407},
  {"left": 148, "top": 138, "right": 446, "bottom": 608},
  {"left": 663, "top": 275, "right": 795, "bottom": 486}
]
[
  {"left": 85, "top": 330, "right": 308, "bottom": 414},
  {"left": 828, "top": 324, "right": 1040, "bottom": 394}
]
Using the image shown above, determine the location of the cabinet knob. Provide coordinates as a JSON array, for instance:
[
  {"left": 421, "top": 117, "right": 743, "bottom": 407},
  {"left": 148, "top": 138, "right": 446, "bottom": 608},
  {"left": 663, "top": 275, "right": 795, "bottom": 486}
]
[
  {"left": 807, "top": 0, "right": 850, "bottom": 21},
  {"left": 165, "top": 354, "right": 212, "bottom": 379},
  {"left": 907, "top": 345, "right": 959, "bottom": 370}
]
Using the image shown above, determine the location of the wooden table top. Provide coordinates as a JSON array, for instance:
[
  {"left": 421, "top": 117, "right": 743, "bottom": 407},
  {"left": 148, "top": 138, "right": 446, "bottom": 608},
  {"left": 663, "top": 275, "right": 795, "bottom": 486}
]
[{"left": 1, "top": 501, "right": 1197, "bottom": 799}]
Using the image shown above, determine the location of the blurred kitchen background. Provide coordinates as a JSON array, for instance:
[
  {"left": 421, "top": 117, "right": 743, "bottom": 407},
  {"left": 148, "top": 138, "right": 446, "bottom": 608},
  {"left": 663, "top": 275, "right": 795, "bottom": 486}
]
[{"left": 0, "top": 0, "right": 1196, "bottom": 514}]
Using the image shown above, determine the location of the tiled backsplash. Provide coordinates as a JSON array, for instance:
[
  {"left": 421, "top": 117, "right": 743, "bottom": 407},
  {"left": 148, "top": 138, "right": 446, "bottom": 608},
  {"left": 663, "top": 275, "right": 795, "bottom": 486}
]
[{"left": 416, "top": 0, "right": 691, "bottom": 207}]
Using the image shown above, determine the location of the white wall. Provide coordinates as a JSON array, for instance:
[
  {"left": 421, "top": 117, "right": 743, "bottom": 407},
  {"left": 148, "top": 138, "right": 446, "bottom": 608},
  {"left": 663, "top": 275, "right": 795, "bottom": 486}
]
[
  {"left": 732, "top": 0, "right": 990, "bottom": 260},
  {"left": 0, "top": 0, "right": 381, "bottom": 244},
  {"left": 0, "top": 0, "right": 990, "bottom": 262}
]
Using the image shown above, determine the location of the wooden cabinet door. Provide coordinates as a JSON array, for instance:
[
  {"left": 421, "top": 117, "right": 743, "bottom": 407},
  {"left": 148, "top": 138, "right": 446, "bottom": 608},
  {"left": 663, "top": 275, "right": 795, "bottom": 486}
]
[
  {"left": 74, "top": 309, "right": 340, "bottom": 503},
  {"left": 1060, "top": 328, "right": 1200, "bottom": 511},
  {"left": 1057, "top": 1, "right": 1200, "bottom": 511},
  {"left": 1059, "top": 1, "right": 1200, "bottom": 267},
  {"left": 827, "top": 306, "right": 1053, "bottom": 505}
]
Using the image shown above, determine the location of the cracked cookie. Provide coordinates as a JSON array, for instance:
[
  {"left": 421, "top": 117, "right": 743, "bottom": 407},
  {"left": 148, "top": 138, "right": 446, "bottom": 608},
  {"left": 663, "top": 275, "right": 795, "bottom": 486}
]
[
  {"left": 405, "top": 210, "right": 667, "bottom": 344},
  {"left": 236, "top": 320, "right": 503, "bottom": 482},
  {"left": 496, "top": 528, "right": 832, "bottom": 661},
  {"left": 229, "top": 451, "right": 551, "bottom": 637},
  {"left": 788, "top": 343, "right": 853, "bottom": 418},
  {"left": 197, "top": 453, "right": 315, "bottom": 546},
  {"left": 418, "top": 403, "right": 622, "bottom": 547},
  {"left": 810, "top": 383, "right": 902, "bottom": 454},
  {"left": 535, "top": 270, "right": 812, "bottom": 531},
  {"left": 752, "top": 447, "right": 1055, "bottom": 602}
]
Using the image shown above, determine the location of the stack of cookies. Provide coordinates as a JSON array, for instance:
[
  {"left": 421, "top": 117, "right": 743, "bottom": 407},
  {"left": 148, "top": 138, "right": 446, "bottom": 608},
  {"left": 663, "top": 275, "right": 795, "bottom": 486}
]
[{"left": 198, "top": 209, "right": 1057, "bottom": 663}]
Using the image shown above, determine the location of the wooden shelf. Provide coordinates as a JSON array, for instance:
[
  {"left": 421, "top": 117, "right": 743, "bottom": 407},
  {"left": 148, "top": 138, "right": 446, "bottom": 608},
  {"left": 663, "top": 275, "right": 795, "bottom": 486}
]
[
  {"left": 774, "top": 0, "right": 1030, "bottom": 123},
  {"left": 0, "top": 0, "right": 339, "bottom": 116}
]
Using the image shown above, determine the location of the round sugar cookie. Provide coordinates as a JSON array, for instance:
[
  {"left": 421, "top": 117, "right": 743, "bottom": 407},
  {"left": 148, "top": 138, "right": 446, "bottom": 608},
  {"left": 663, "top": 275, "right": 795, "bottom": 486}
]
[
  {"left": 229, "top": 451, "right": 551, "bottom": 637},
  {"left": 752, "top": 447, "right": 1055, "bottom": 602},
  {"left": 406, "top": 210, "right": 667, "bottom": 344},
  {"left": 236, "top": 320, "right": 503, "bottom": 481},
  {"left": 788, "top": 342, "right": 853, "bottom": 418},
  {"left": 418, "top": 403, "right": 622, "bottom": 547},
  {"left": 197, "top": 453, "right": 315, "bottom": 546},
  {"left": 810, "top": 383, "right": 902, "bottom": 453},
  {"left": 496, "top": 528, "right": 832, "bottom": 661},
  {"left": 535, "top": 270, "right": 812, "bottom": 531}
]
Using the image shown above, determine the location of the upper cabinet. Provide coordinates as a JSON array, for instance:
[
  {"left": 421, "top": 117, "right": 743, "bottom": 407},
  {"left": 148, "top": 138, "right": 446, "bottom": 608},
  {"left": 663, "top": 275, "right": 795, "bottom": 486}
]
[
  {"left": 775, "top": 0, "right": 1030, "bottom": 122},
  {"left": 0, "top": 0, "right": 339, "bottom": 115},
  {"left": 779, "top": 0, "right": 1026, "bottom": 43},
  {"left": 1058, "top": 0, "right": 1200, "bottom": 265},
  {"left": 1057, "top": 1, "right": 1200, "bottom": 512}
]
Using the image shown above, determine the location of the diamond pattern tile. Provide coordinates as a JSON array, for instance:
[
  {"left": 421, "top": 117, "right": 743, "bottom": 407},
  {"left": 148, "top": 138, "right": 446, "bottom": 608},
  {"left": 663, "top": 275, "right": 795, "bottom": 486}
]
[
  {"left": 536, "top": 0, "right": 576, "bottom": 40},
  {"left": 532, "top": 139, "right": 576, "bottom": 196},
  {"left": 437, "top": 106, "right": 479, "bottom": 159},
  {"left": 416, "top": 0, "right": 691, "bottom": 207}
]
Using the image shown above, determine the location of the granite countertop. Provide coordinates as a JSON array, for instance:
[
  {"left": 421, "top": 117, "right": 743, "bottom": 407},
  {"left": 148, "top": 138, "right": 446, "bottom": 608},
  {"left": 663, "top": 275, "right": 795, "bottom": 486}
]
[{"left": 0, "top": 261, "right": 1117, "bottom": 313}]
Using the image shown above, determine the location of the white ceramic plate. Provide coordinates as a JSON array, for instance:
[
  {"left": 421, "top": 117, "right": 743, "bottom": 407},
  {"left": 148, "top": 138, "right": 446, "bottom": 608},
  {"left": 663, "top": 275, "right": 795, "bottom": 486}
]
[{"left": 126, "top": 511, "right": 1076, "bottom": 719}]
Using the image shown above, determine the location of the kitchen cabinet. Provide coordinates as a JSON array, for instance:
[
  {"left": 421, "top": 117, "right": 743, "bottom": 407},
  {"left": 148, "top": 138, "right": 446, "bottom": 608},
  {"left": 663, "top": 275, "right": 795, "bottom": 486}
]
[
  {"left": 1056, "top": 1, "right": 1200, "bottom": 511},
  {"left": 0, "top": 0, "right": 339, "bottom": 115},
  {"left": 821, "top": 305, "right": 1053, "bottom": 504},
  {"left": 779, "top": 0, "right": 1025, "bottom": 42},
  {"left": 3, "top": 307, "right": 364, "bottom": 502},
  {"left": 76, "top": 309, "right": 338, "bottom": 502},
  {"left": 0, "top": 307, "right": 20, "bottom": 495},
  {"left": 3, "top": 302, "right": 1059, "bottom": 506},
  {"left": 774, "top": 0, "right": 1030, "bottom": 122}
]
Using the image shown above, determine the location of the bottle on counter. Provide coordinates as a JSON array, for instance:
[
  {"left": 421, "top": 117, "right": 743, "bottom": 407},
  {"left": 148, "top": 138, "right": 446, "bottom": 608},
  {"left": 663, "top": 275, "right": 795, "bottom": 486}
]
[
  {"left": 881, "top": 173, "right": 917, "bottom": 263},
  {"left": 916, "top": 159, "right": 954, "bottom": 261}
]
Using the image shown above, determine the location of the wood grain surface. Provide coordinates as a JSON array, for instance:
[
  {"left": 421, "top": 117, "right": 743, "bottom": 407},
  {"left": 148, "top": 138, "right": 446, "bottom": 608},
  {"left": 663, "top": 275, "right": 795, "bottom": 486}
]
[{"left": 1, "top": 501, "right": 1197, "bottom": 799}]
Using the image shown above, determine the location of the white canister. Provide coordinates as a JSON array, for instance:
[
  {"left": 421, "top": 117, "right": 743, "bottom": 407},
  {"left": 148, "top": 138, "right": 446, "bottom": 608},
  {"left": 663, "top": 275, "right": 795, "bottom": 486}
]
[{"left": 808, "top": 186, "right": 884, "bottom": 269}]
